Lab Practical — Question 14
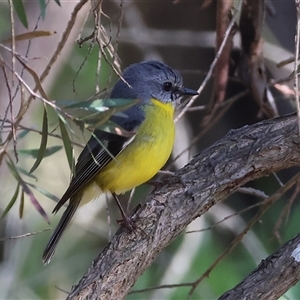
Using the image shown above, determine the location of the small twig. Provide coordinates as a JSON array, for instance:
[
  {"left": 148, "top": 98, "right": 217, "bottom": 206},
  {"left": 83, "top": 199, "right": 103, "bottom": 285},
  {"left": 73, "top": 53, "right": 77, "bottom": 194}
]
[
  {"left": 187, "top": 172, "right": 300, "bottom": 297},
  {"left": 7, "top": 0, "right": 17, "bottom": 160},
  {"left": 272, "top": 172, "right": 284, "bottom": 187},
  {"left": 272, "top": 181, "right": 300, "bottom": 243},
  {"left": 0, "top": 0, "right": 89, "bottom": 166},
  {"left": 0, "top": 62, "right": 12, "bottom": 144},
  {"left": 0, "top": 228, "right": 50, "bottom": 241},
  {"left": 170, "top": 90, "right": 249, "bottom": 168},
  {"left": 277, "top": 56, "right": 298, "bottom": 68},
  {"left": 130, "top": 282, "right": 194, "bottom": 295},
  {"left": 0, "top": 119, "right": 84, "bottom": 148},
  {"left": 236, "top": 187, "right": 269, "bottom": 199},
  {"left": 186, "top": 202, "right": 265, "bottom": 234},
  {"left": 40, "top": 0, "right": 89, "bottom": 83},
  {"left": 157, "top": 170, "right": 175, "bottom": 176},
  {"left": 101, "top": 9, "right": 114, "bottom": 96},
  {"left": 174, "top": 0, "right": 242, "bottom": 122},
  {"left": 54, "top": 286, "right": 70, "bottom": 294},
  {"left": 131, "top": 177, "right": 288, "bottom": 298},
  {"left": 127, "top": 188, "right": 136, "bottom": 213},
  {"left": 77, "top": 32, "right": 94, "bottom": 47},
  {"left": 8, "top": 0, "right": 15, "bottom": 86},
  {"left": 1, "top": 60, "right": 59, "bottom": 111},
  {"left": 185, "top": 105, "right": 206, "bottom": 112},
  {"left": 72, "top": 40, "right": 95, "bottom": 94}
]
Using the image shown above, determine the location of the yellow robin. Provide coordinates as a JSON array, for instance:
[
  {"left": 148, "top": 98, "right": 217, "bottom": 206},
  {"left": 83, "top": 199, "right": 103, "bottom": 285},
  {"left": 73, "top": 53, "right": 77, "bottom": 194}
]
[{"left": 42, "top": 60, "right": 198, "bottom": 263}]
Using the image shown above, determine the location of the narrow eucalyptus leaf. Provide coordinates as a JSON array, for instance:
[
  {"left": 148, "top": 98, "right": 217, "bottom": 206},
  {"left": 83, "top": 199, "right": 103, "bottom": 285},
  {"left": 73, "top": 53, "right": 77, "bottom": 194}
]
[
  {"left": 1, "top": 184, "right": 20, "bottom": 218},
  {"left": 59, "top": 118, "right": 74, "bottom": 171},
  {"left": 30, "top": 108, "right": 48, "bottom": 173}
]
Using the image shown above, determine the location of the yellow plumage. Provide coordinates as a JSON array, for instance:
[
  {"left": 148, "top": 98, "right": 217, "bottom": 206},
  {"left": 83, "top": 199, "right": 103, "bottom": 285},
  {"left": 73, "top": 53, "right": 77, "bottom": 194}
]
[
  {"left": 97, "top": 99, "right": 175, "bottom": 194},
  {"left": 42, "top": 60, "right": 197, "bottom": 263}
]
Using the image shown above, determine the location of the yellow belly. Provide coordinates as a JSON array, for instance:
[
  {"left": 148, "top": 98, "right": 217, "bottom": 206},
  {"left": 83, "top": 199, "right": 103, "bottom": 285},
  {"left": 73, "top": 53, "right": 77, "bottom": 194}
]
[{"left": 95, "top": 99, "right": 175, "bottom": 194}]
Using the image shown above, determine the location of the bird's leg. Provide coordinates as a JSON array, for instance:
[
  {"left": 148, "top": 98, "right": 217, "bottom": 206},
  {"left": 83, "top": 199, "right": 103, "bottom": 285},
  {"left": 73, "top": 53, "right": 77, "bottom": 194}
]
[
  {"left": 147, "top": 179, "right": 162, "bottom": 190},
  {"left": 112, "top": 192, "right": 136, "bottom": 231}
]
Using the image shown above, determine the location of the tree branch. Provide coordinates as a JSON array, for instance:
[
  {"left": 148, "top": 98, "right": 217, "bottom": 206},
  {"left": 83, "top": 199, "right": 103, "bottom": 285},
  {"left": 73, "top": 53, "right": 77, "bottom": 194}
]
[
  {"left": 67, "top": 113, "right": 300, "bottom": 299},
  {"left": 239, "top": 0, "right": 278, "bottom": 117},
  {"left": 218, "top": 232, "right": 300, "bottom": 300}
]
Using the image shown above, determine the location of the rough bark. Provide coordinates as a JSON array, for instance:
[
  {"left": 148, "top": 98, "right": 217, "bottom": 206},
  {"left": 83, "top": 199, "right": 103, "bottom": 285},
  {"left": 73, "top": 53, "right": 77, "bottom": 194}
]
[
  {"left": 67, "top": 113, "right": 300, "bottom": 299},
  {"left": 239, "top": 0, "right": 278, "bottom": 117},
  {"left": 218, "top": 233, "right": 300, "bottom": 300},
  {"left": 213, "top": 0, "right": 234, "bottom": 104}
]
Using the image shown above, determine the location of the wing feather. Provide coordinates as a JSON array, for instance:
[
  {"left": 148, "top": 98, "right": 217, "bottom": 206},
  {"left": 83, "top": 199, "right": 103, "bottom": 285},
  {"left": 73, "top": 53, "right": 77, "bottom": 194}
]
[{"left": 53, "top": 107, "right": 144, "bottom": 213}]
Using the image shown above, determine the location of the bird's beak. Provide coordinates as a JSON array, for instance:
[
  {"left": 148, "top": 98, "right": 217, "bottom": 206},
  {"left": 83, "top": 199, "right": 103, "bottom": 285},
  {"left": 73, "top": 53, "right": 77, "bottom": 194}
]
[{"left": 179, "top": 87, "right": 198, "bottom": 96}]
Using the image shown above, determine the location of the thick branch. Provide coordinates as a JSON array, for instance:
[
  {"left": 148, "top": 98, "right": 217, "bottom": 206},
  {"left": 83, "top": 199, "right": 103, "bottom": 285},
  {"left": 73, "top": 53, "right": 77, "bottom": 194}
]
[
  {"left": 213, "top": 0, "right": 234, "bottom": 104},
  {"left": 239, "top": 0, "right": 278, "bottom": 117},
  {"left": 68, "top": 113, "right": 300, "bottom": 299},
  {"left": 218, "top": 233, "right": 300, "bottom": 300}
]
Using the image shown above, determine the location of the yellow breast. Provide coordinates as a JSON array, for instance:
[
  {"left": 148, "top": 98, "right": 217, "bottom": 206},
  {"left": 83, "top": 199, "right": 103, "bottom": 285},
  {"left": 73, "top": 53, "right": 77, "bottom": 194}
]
[{"left": 96, "top": 99, "right": 175, "bottom": 194}]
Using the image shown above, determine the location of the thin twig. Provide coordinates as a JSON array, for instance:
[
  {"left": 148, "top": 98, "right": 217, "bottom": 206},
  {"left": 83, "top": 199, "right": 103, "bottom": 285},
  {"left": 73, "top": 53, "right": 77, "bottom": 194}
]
[
  {"left": 0, "top": 119, "right": 84, "bottom": 148},
  {"left": 174, "top": 0, "right": 242, "bottom": 122},
  {"left": 7, "top": 0, "right": 17, "bottom": 159},
  {"left": 170, "top": 90, "right": 249, "bottom": 168},
  {"left": 8, "top": 0, "right": 15, "bottom": 86},
  {"left": 130, "top": 282, "right": 194, "bottom": 295},
  {"left": 186, "top": 202, "right": 265, "bottom": 234},
  {"left": 0, "top": 0, "right": 89, "bottom": 166},
  {"left": 187, "top": 172, "right": 300, "bottom": 297},
  {"left": 0, "top": 228, "right": 50, "bottom": 241},
  {"left": 272, "top": 181, "right": 300, "bottom": 243}
]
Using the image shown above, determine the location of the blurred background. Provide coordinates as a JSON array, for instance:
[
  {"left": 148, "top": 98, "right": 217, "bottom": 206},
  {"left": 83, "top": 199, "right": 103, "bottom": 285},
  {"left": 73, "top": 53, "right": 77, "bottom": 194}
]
[{"left": 0, "top": 0, "right": 299, "bottom": 299}]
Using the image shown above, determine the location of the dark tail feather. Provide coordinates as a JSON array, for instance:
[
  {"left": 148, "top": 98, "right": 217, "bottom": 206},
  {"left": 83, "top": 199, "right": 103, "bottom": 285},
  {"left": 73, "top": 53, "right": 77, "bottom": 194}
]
[{"left": 42, "top": 197, "right": 80, "bottom": 264}]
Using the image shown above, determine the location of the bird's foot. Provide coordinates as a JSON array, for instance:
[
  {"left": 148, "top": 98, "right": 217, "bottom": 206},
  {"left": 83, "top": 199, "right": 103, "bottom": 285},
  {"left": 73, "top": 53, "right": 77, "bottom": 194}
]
[
  {"left": 147, "top": 179, "right": 162, "bottom": 191},
  {"left": 116, "top": 204, "right": 141, "bottom": 231},
  {"left": 116, "top": 216, "right": 136, "bottom": 231}
]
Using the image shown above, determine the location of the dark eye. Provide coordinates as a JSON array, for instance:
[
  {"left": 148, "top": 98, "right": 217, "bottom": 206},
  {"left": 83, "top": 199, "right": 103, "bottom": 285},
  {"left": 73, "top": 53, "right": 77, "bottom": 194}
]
[{"left": 163, "top": 82, "right": 172, "bottom": 92}]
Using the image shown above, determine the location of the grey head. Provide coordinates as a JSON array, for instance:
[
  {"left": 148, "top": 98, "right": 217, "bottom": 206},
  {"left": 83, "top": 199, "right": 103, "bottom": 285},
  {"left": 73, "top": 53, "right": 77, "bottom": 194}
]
[{"left": 110, "top": 60, "right": 198, "bottom": 104}]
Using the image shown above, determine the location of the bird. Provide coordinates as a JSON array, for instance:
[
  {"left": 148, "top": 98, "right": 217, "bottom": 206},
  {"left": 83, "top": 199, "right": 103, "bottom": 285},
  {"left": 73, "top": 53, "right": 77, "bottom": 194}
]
[{"left": 42, "top": 60, "right": 198, "bottom": 264}]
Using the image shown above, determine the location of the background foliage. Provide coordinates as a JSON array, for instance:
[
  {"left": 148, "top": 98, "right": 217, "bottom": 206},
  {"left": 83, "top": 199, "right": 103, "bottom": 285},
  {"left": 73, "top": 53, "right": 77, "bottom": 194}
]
[{"left": 0, "top": 0, "right": 298, "bottom": 299}]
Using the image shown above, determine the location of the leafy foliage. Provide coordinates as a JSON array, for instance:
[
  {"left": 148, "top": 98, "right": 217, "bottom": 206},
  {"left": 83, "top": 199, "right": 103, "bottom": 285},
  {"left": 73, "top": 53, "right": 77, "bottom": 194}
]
[
  {"left": 1, "top": 0, "right": 300, "bottom": 299},
  {"left": 11, "top": 0, "right": 61, "bottom": 28}
]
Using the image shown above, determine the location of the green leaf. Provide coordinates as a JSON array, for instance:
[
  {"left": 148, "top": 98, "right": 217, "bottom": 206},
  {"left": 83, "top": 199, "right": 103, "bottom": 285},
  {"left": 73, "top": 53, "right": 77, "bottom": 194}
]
[
  {"left": 74, "top": 109, "right": 114, "bottom": 131},
  {"left": 12, "top": 0, "right": 28, "bottom": 28},
  {"left": 7, "top": 159, "right": 23, "bottom": 183},
  {"left": 1, "top": 184, "right": 20, "bottom": 218},
  {"left": 26, "top": 182, "right": 60, "bottom": 203},
  {"left": 16, "top": 166, "right": 37, "bottom": 180},
  {"left": 59, "top": 118, "right": 74, "bottom": 172},
  {"left": 17, "top": 129, "right": 30, "bottom": 140},
  {"left": 57, "top": 98, "right": 139, "bottom": 133},
  {"left": 30, "top": 107, "right": 48, "bottom": 173},
  {"left": 96, "top": 120, "right": 127, "bottom": 135},
  {"left": 22, "top": 184, "right": 50, "bottom": 223},
  {"left": 64, "top": 102, "right": 109, "bottom": 113},
  {"left": 3, "top": 30, "right": 56, "bottom": 43},
  {"left": 6, "top": 159, "right": 50, "bottom": 224},
  {"left": 63, "top": 98, "right": 139, "bottom": 112},
  {"left": 56, "top": 109, "right": 75, "bottom": 134},
  {"left": 87, "top": 119, "right": 135, "bottom": 138},
  {"left": 54, "top": 0, "right": 61, "bottom": 6},
  {"left": 18, "top": 145, "right": 62, "bottom": 158},
  {"left": 39, "top": 0, "right": 46, "bottom": 18},
  {"left": 19, "top": 189, "right": 24, "bottom": 218}
]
